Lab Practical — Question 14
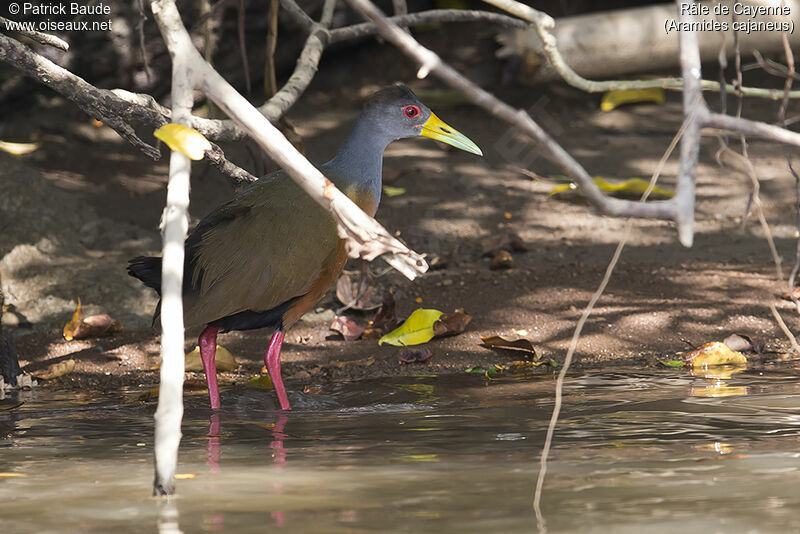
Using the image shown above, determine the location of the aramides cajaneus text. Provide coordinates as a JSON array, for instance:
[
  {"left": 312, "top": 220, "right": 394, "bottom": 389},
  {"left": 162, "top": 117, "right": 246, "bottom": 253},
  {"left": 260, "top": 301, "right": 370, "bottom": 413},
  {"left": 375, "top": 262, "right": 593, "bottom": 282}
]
[{"left": 128, "top": 85, "right": 482, "bottom": 410}]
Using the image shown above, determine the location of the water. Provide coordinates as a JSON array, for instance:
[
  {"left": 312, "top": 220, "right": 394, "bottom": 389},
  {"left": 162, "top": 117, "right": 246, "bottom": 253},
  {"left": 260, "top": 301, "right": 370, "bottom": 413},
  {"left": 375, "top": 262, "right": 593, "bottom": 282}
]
[{"left": 2, "top": 367, "right": 800, "bottom": 533}]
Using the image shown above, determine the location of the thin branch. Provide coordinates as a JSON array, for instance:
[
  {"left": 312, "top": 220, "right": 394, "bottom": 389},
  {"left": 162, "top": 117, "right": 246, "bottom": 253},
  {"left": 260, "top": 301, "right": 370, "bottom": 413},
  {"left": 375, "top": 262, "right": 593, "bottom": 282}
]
[
  {"left": 770, "top": 302, "right": 800, "bottom": 353},
  {"left": 151, "top": 0, "right": 195, "bottom": 496},
  {"left": 329, "top": 9, "right": 527, "bottom": 43},
  {"left": 0, "top": 16, "right": 69, "bottom": 51},
  {"left": 279, "top": 0, "right": 315, "bottom": 30},
  {"left": 704, "top": 111, "right": 800, "bottom": 148},
  {"left": 481, "top": 0, "right": 800, "bottom": 100},
  {"left": 205, "top": 143, "right": 258, "bottom": 187},
  {"left": 265, "top": 0, "right": 279, "bottom": 97},
  {"left": 320, "top": 0, "right": 338, "bottom": 27},
  {"left": 237, "top": 0, "right": 251, "bottom": 96}
]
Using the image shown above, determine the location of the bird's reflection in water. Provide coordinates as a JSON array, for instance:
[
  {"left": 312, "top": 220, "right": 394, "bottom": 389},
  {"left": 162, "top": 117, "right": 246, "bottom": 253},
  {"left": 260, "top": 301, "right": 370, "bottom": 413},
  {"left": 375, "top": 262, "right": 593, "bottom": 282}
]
[
  {"left": 203, "top": 410, "right": 290, "bottom": 526},
  {"left": 206, "top": 412, "right": 221, "bottom": 473}
]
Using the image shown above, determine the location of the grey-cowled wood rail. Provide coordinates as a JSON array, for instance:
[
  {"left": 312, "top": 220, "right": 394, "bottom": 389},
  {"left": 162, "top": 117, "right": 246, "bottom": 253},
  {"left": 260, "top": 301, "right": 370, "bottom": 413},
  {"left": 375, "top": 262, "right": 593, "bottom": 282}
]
[{"left": 128, "top": 85, "right": 481, "bottom": 410}]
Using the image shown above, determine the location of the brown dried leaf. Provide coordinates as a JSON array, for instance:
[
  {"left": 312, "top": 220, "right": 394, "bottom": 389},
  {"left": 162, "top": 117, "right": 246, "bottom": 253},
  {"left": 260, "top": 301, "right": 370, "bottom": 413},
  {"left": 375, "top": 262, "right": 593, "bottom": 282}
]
[
  {"left": 481, "top": 232, "right": 528, "bottom": 256},
  {"left": 184, "top": 344, "right": 238, "bottom": 372},
  {"left": 330, "top": 315, "right": 364, "bottom": 341},
  {"left": 31, "top": 359, "right": 75, "bottom": 380},
  {"left": 480, "top": 333, "right": 538, "bottom": 360},
  {"left": 371, "top": 290, "right": 398, "bottom": 331},
  {"left": 70, "top": 314, "right": 124, "bottom": 340},
  {"left": 398, "top": 348, "right": 433, "bottom": 364},
  {"left": 722, "top": 334, "right": 760, "bottom": 354},
  {"left": 490, "top": 250, "right": 513, "bottom": 270},
  {"left": 780, "top": 286, "right": 800, "bottom": 301},
  {"left": 433, "top": 309, "right": 473, "bottom": 337},
  {"left": 336, "top": 273, "right": 382, "bottom": 311}
]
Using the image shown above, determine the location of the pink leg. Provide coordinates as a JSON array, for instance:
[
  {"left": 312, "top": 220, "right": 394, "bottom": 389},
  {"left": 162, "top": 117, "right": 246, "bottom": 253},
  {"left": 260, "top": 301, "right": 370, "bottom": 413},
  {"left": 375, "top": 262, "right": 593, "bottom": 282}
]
[
  {"left": 264, "top": 330, "right": 290, "bottom": 410},
  {"left": 199, "top": 325, "right": 221, "bottom": 410}
]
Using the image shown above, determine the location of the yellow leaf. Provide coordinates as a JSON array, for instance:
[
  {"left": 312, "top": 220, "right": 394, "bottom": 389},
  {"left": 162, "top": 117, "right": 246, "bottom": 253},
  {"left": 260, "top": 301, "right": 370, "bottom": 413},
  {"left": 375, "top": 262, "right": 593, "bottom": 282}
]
[
  {"left": 154, "top": 123, "right": 211, "bottom": 160},
  {"left": 31, "top": 359, "right": 76, "bottom": 380},
  {"left": 247, "top": 375, "right": 275, "bottom": 389},
  {"left": 174, "top": 473, "right": 196, "bottom": 479},
  {"left": 378, "top": 308, "right": 443, "bottom": 346},
  {"left": 549, "top": 177, "right": 673, "bottom": 199},
  {"left": 0, "top": 472, "right": 27, "bottom": 477},
  {"left": 184, "top": 345, "right": 238, "bottom": 372},
  {"left": 383, "top": 186, "right": 406, "bottom": 197},
  {"left": 63, "top": 298, "right": 83, "bottom": 341},
  {"left": 601, "top": 88, "right": 665, "bottom": 111},
  {"left": 686, "top": 342, "right": 747, "bottom": 368},
  {"left": 0, "top": 140, "right": 40, "bottom": 155}
]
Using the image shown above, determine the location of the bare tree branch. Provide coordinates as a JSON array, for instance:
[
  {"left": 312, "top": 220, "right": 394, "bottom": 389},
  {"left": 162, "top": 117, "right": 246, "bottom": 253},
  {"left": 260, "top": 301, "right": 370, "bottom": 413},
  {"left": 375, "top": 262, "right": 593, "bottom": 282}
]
[
  {"left": 150, "top": 0, "right": 194, "bottom": 496},
  {"left": 328, "top": 9, "right": 527, "bottom": 43},
  {"left": 0, "top": 15, "right": 70, "bottom": 51},
  {"left": 482, "top": 0, "right": 800, "bottom": 100},
  {"left": 205, "top": 142, "right": 258, "bottom": 187}
]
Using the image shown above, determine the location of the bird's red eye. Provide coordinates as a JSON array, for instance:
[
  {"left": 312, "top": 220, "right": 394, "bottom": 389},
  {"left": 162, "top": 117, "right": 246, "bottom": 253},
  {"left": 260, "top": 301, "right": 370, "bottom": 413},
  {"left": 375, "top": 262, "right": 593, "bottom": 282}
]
[{"left": 403, "top": 105, "right": 420, "bottom": 118}]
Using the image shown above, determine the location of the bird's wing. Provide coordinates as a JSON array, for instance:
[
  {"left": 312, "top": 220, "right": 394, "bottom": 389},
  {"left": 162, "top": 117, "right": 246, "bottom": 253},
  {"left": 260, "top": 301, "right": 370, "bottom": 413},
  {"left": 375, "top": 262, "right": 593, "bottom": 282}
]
[{"left": 182, "top": 172, "right": 341, "bottom": 328}]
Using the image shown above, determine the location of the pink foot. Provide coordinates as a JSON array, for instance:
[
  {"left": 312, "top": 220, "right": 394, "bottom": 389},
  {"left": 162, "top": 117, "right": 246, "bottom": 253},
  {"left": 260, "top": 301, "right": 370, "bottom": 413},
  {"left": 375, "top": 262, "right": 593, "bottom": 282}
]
[
  {"left": 265, "top": 330, "right": 291, "bottom": 410},
  {"left": 199, "top": 325, "right": 221, "bottom": 410}
]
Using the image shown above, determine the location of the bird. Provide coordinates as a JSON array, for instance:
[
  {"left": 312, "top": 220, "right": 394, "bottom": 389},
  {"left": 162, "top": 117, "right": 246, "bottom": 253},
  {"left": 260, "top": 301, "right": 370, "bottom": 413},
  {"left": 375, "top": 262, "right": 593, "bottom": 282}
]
[{"left": 128, "top": 84, "right": 482, "bottom": 411}]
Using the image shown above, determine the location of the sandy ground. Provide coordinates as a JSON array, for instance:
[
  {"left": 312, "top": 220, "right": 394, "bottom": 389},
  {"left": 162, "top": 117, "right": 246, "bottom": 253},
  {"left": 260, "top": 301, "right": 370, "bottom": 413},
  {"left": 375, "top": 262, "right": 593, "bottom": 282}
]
[{"left": 2, "top": 30, "right": 800, "bottom": 397}]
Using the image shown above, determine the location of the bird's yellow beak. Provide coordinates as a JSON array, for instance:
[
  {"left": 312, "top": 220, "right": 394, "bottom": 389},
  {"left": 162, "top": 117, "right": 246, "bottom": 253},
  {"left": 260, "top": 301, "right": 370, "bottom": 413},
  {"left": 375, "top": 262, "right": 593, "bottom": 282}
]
[{"left": 419, "top": 112, "right": 483, "bottom": 156}]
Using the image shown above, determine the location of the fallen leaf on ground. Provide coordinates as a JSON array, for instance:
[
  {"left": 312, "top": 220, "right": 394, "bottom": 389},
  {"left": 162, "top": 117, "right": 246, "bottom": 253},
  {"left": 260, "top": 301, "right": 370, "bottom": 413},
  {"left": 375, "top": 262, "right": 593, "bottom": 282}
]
[
  {"left": 549, "top": 177, "right": 674, "bottom": 199},
  {"left": 383, "top": 186, "right": 406, "bottom": 197},
  {"left": 686, "top": 342, "right": 747, "bottom": 367},
  {"left": 72, "top": 314, "right": 124, "bottom": 340},
  {"left": 303, "top": 385, "right": 323, "bottom": 394},
  {"left": 363, "top": 290, "right": 398, "bottom": 339},
  {"left": 62, "top": 298, "right": 83, "bottom": 340},
  {"left": 433, "top": 309, "right": 472, "bottom": 337},
  {"left": 184, "top": 345, "right": 238, "bottom": 371},
  {"left": 490, "top": 250, "right": 513, "bottom": 270},
  {"left": 174, "top": 473, "right": 196, "bottom": 479},
  {"left": 0, "top": 473, "right": 27, "bottom": 477},
  {"left": 379, "top": 309, "right": 443, "bottom": 346},
  {"left": 247, "top": 375, "right": 275, "bottom": 389},
  {"left": 63, "top": 300, "right": 124, "bottom": 340},
  {"left": 781, "top": 286, "right": 800, "bottom": 301},
  {"left": 31, "top": 359, "right": 76, "bottom": 380},
  {"left": 398, "top": 348, "right": 433, "bottom": 364},
  {"left": 659, "top": 360, "right": 686, "bottom": 368},
  {"left": 0, "top": 140, "right": 40, "bottom": 155},
  {"left": 465, "top": 365, "right": 497, "bottom": 375},
  {"left": 329, "top": 315, "right": 364, "bottom": 341},
  {"left": 154, "top": 123, "right": 211, "bottom": 160},
  {"left": 336, "top": 273, "right": 382, "bottom": 311},
  {"left": 480, "top": 333, "right": 538, "bottom": 360},
  {"left": 722, "top": 333, "right": 760, "bottom": 354},
  {"left": 600, "top": 88, "right": 665, "bottom": 111},
  {"left": 481, "top": 232, "right": 528, "bottom": 255}
]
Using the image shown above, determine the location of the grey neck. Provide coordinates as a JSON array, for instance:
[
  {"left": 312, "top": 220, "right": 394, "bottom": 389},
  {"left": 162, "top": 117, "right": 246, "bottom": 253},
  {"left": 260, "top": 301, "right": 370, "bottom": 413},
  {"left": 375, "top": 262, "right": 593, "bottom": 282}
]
[{"left": 323, "top": 118, "right": 392, "bottom": 204}]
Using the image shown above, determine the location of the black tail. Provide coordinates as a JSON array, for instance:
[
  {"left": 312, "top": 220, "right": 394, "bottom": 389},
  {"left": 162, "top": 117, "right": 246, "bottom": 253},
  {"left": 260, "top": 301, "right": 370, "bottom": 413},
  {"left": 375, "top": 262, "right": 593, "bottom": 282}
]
[{"left": 127, "top": 256, "right": 163, "bottom": 295}]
